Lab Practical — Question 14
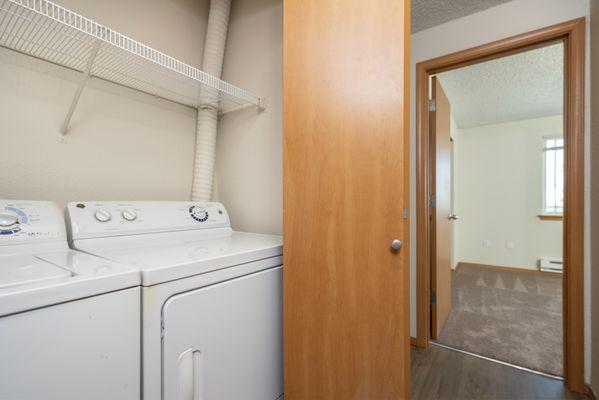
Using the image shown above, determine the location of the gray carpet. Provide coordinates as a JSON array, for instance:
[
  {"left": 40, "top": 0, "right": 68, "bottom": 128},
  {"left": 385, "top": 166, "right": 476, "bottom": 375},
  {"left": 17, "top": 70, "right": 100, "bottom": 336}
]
[{"left": 436, "top": 264, "right": 563, "bottom": 376}]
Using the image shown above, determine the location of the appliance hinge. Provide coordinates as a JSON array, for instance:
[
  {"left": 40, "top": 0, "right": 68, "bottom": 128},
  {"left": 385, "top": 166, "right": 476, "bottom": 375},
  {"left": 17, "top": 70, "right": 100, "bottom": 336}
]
[
  {"left": 430, "top": 290, "right": 437, "bottom": 304},
  {"left": 429, "top": 99, "right": 436, "bottom": 112},
  {"left": 429, "top": 195, "right": 436, "bottom": 208}
]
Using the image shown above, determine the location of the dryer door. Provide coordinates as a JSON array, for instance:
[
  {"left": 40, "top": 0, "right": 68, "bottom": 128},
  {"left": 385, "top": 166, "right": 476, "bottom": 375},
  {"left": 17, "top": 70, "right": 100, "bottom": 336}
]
[{"left": 162, "top": 266, "right": 283, "bottom": 400}]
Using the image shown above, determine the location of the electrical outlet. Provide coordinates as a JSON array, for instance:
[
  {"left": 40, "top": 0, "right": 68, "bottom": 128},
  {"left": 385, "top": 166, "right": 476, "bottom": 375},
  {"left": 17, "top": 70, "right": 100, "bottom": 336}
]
[
  {"left": 506, "top": 240, "right": 515, "bottom": 249},
  {"left": 482, "top": 239, "right": 491, "bottom": 248}
]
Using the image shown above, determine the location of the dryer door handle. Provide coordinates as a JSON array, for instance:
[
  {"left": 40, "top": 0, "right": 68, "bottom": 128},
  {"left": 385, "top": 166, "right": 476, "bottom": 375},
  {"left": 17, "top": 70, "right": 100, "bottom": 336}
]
[{"left": 178, "top": 348, "right": 204, "bottom": 400}]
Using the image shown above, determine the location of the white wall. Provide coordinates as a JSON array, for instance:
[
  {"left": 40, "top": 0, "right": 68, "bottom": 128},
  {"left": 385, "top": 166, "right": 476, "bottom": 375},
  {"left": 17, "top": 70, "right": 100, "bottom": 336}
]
[
  {"left": 409, "top": 1, "right": 591, "bottom": 382},
  {"left": 0, "top": 0, "right": 209, "bottom": 205},
  {"left": 215, "top": 0, "right": 283, "bottom": 235},
  {"left": 453, "top": 116, "right": 563, "bottom": 270}
]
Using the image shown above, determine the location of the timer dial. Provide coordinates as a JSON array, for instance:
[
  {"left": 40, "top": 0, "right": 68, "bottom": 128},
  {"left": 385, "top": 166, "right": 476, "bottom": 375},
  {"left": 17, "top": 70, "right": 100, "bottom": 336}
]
[
  {"left": 189, "top": 206, "right": 209, "bottom": 222},
  {"left": 0, "top": 210, "right": 19, "bottom": 227},
  {"left": 0, "top": 209, "right": 21, "bottom": 235}
]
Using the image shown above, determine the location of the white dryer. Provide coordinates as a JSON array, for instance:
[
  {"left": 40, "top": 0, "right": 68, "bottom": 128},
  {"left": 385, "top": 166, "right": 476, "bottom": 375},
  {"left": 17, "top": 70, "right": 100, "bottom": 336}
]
[
  {"left": 67, "top": 201, "right": 283, "bottom": 400},
  {"left": 0, "top": 200, "right": 140, "bottom": 400}
]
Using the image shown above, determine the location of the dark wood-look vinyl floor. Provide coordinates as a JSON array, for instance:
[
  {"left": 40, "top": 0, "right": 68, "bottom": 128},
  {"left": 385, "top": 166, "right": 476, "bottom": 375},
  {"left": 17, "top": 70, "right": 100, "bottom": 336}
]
[{"left": 411, "top": 344, "right": 587, "bottom": 400}]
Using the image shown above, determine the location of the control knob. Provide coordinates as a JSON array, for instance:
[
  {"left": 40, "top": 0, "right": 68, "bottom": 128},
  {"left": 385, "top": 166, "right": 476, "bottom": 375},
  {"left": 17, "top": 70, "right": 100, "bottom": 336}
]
[
  {"left": 0, "top": 210, "right": 19, "bottom": 228},
  {"left": 189, "top": 206, "right": 209, "bottom": 222},
  {"left": 121, "top": 209, "right": 138, "bottom": 221},
  {"left": 94, "top": 209, "right": 112, "bottom": 223}
]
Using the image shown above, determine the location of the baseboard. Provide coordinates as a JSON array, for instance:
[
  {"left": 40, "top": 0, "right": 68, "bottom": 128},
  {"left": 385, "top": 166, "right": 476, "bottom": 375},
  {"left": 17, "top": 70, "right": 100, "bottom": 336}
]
[
  {"left": 410, "top": 336, "right": 427, "bottom": 348},
  {"left": 456, "top": 261, "right": 559, "bottom": 276},
  {"left": 586, "top": 384, "right": 597, "bottom": 399}
]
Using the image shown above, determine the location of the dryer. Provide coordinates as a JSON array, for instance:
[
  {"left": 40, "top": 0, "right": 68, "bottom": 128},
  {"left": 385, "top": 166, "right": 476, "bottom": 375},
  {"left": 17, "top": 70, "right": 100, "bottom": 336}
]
[
  {"left": 67, "top": 201, "right": 283, "bottom": 400},
  {"left": 0, "top": 200, "right": 140, "bottom": 400}
]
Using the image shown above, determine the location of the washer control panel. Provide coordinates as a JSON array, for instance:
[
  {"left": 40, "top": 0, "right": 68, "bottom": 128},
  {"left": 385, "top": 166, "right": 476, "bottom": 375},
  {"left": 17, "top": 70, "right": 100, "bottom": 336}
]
[
  {"left": 67, "top": 201, "right": 230, "bottom": 239},
  {"left": 0, "top": 200, "right": 65, "bottom": 244}
]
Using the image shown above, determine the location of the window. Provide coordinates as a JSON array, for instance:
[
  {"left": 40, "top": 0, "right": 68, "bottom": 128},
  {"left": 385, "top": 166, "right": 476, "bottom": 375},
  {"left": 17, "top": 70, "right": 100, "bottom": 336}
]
[{"left": 543, "top": 137, "right": 564, "bottom": 214}]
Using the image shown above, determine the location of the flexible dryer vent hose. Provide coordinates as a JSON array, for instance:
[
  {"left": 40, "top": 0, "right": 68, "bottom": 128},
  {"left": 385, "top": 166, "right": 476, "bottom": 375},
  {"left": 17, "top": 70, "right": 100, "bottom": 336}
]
[{"left": 191, "top": 0, "right": 232, "bottom": 201}]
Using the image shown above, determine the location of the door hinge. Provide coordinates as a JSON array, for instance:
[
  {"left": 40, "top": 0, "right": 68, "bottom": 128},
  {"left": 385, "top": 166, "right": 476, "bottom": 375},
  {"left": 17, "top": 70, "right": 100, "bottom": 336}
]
[
  {"left": 429, "top": 195, "right": 436, "bottom": 208},
  {"left": 403, "top": 207, "right": 409, "bottom": 220},
  {"left": 430, "top": 290, "right": 437, "bottom": 304},
  {"left": 429, "top": 99, "right": 436, "bottom": 112}
]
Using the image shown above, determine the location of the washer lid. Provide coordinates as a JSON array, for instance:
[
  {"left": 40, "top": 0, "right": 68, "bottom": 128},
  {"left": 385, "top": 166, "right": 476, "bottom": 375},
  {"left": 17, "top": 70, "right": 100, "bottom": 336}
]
[
  {"left": 0, "top": 255, "right": 71, "bottom": 289},
  {"left": 0, "top": 250, "right": 140, "bottom": 317}
]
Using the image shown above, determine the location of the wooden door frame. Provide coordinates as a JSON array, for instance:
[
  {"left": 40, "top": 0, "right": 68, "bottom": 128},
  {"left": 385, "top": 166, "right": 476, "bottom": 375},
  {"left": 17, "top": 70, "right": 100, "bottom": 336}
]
[{"left": 414, "top": 18, "right": 586, "bottom": 393}]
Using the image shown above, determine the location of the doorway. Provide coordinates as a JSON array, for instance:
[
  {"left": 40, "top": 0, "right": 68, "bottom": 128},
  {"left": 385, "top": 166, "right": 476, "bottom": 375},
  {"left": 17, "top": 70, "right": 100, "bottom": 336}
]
[
  {"left": 431, "top": 43, "right": 565, "bottom": 377},
  {"left": 414, "top": 18, "right": 585, "bottom": 393}
]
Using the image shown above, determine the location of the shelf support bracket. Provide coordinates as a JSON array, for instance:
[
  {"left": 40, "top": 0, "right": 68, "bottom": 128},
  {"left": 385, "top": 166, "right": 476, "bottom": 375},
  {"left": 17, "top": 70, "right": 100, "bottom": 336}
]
[
  {"left": 59, "top": 40, "right": 102, "bottom": 138},
  {"left": 218, "top": 98, "right": 266, "bottom": 116}
]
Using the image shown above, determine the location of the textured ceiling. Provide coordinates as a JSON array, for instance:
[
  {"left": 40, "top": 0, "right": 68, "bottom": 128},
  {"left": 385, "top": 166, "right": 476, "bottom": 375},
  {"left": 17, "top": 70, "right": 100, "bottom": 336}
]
[
  {"left": 412, "top": 0, "right": 513, "bottom": 33},
  {"left": 436, "top": 43, "right": 563, "bottom": 129}
]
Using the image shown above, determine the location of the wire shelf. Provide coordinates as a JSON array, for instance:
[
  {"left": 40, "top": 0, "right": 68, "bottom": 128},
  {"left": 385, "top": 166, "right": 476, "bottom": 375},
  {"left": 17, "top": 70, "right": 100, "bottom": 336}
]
[{"left": 0, "top": 0, "right": 264, "bottom": 113}]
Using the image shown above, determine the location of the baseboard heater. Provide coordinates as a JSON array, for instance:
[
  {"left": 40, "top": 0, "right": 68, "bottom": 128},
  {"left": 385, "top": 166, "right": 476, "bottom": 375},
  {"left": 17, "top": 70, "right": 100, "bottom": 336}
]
[{"left": 538, "top": 258, "right": 563, "bottom": 273}]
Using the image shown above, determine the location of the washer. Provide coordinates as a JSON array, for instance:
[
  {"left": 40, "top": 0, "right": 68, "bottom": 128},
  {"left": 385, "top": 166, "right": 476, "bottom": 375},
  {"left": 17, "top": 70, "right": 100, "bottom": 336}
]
[
  {"left": 0, "top": 200, "right": 140, "bottom": 400},
  {"left": 67, "top": 201, "right": 283, "bottom": 400}
]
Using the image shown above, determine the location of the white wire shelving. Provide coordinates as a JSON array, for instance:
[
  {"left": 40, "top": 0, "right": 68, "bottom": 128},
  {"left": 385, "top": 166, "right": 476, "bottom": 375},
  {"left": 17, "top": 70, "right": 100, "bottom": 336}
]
[{"left": 0, "top": 0, "right": 264, "bottom": 135}]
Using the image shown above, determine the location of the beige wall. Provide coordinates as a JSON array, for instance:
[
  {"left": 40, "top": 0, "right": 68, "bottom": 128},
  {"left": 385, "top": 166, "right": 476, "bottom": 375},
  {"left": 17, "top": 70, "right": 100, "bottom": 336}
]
[
  {"left": 0, "top": 0, "right": 209, "bottom": 205},
  {"left": 409, "top": 1, "right": 592, "bottom": 381},
  {"left": 590, "top": 0, "right": 599, "bottom": 392},
  {"left": 452, "top": 116, "right": 563, "bottom": 270},
  {"left": 216, "top": 0, "right": 283, "bottom": 235},
  {"left": 58, "top": 0, "right": 209, "bottom": 67}
]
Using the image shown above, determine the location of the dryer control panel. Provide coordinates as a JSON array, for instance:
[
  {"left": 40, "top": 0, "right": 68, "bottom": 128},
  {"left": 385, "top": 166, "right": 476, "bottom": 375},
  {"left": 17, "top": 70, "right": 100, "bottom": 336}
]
[
  {"left": 67, "top": 201, "right": 231, "bottom": 239},
  {"left": 0, "top": 200, "right": 66, "bottom": 245}
]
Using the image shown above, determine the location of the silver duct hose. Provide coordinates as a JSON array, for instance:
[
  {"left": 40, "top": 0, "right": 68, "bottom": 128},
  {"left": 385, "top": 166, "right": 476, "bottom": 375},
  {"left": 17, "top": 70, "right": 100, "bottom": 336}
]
[{"left": 191, "top": 0, "right": 231, "bottom": 201}]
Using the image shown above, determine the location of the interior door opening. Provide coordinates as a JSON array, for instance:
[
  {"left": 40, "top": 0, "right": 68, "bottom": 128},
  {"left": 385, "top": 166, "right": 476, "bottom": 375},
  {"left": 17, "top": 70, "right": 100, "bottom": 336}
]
[
  {"left": 428, "top": 42, "right": 565, "bottom": 377},
  {"left": 414, "top": 18, "right": 586, "bottom": 394}
]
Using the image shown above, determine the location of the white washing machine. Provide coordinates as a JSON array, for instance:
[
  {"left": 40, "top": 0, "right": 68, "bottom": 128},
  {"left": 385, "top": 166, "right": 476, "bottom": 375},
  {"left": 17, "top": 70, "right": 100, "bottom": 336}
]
[
  {"left": 67, "top": 201, "right": 283, "bottom": 400},
  {"left": 0, "top": 200, "right": 141, "bottom": 400}
]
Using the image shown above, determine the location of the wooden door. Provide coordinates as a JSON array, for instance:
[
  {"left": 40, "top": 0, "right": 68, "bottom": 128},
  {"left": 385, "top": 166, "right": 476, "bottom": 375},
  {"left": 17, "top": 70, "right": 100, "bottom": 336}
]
[
  {"left": 283, "top": 1, "right": 410, "bottom": 399},
  {"left": 430, "top": 77, "right": 452, "bottom": 339}
]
